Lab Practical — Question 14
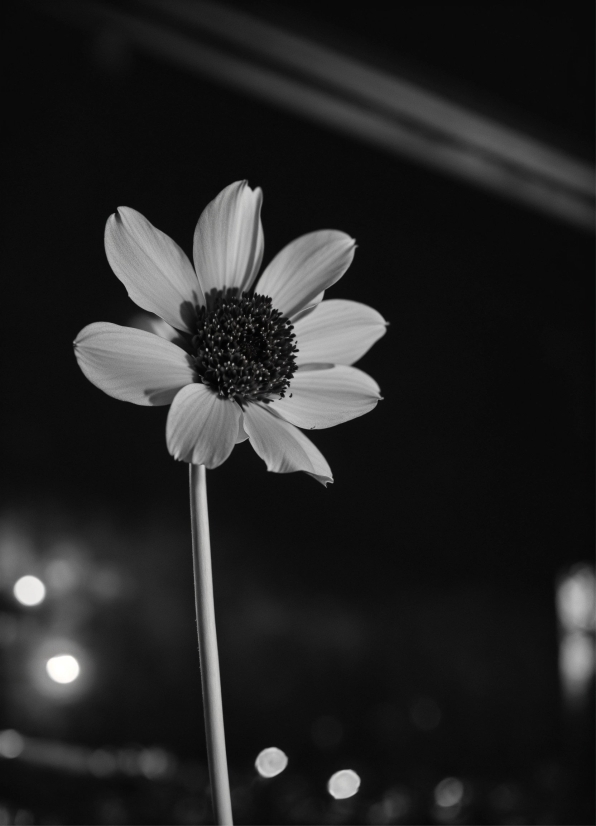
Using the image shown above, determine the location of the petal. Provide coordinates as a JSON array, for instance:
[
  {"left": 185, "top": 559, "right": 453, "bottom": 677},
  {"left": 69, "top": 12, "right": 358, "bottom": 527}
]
[
  {"left": 193, "top": 181, "right": 264, "bottom": 297},
  {"left": 270, "top": 365, "right": 381, "bottom": 429},
  {"left": 255, "top": 231, "right": 355, "bottom": 319},
  {"left": 235, "top": 413, "right": 249, "bottom": 444},
  {"left": 105, "top": 207, "right": 203, "bottom": 332},
  {"left": 289, "top": 290, "right": 325, "bottom": 323},
  {"left": 74, "top": 322, "right": 196, "bottom": 406},
  {"left": 243, "top": 404, "right": 333, "bottom": 486},
  {"left": 294, "top": 299, "right": 387, "bottom": 365},
  {"left": 166, "top": 384, "right": 241, "bottom": 467},
  {"left": 129, "top": 312, "right": 191, "bottom": 351}
]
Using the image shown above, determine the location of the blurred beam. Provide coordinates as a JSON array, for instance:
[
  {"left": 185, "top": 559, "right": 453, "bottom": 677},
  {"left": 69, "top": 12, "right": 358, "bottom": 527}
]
[{"left": 41, "top": 0, "right": 594, "bottom": 230}]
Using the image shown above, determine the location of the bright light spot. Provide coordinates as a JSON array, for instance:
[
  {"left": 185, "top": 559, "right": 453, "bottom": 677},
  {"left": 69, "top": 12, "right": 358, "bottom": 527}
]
[
  {"left": 311, "top": 715, "right": 343, "bottom": 749},
  {"left": 560, "top": 631, "right": 595, "bottom": 689},
  {"left": 13, "top": 576, "right": 46, "bottom": 606},
  {"left": 0, "top": 729, "right": 24, "bottom": 759},
  {"left": 410, "top": 696, "right": 441, "bottom": 731},
  {"left": 139, "top": 748, "right": 171, "bottom": 779},
  {"left": 255, "top": 747, "right": 288, "bottom": 778},
  {"left": 557, "top": 566, "right": 595, "bottom": 631},
  {"left": 46, "top": 654, "right": 80, "bottom": 684},
  {"left": 434, "top": 777, "right": 464, "bottom": 808},
  {"left": 327, "top": 769, "right": 361, "bottom": 799}
]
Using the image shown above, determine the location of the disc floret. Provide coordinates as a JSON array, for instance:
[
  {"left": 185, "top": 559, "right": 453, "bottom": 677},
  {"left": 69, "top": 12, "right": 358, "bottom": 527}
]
[{"left": 192, "top": 290, "right": 298, "bottom": 403}]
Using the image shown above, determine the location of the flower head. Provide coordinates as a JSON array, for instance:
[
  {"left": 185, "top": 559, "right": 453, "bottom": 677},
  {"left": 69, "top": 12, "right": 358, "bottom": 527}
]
[{"left": 74, "top": 181, "right": 386, "bottom": 484}]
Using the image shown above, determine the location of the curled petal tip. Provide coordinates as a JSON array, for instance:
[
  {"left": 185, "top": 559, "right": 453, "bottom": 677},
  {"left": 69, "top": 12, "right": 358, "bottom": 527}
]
[
  {"left": 109, "top": 207, "right": 124, "bottom": 225},
  {"left": 313, "top": 473, "right": 334, "bottom": 487}
]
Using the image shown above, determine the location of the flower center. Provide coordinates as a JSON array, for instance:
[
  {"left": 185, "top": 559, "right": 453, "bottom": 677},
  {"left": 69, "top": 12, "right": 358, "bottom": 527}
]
[{"left": 192, "top": 290, "right": 297, "bottom": 404}]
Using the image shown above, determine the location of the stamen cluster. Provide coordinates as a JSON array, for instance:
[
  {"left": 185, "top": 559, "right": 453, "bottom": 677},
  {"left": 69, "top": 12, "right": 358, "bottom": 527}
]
[{"left": 192, "top": 291, "right": 297, "bottom": 403}]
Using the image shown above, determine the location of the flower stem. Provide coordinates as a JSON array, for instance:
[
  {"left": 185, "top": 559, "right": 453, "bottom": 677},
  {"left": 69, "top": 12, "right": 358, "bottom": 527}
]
[{"left": 189, "top": 464, "right": 233, "bottom": 825}]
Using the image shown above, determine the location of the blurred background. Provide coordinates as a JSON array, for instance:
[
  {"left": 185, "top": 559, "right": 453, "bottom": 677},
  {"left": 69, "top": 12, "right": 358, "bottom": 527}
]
[{"left": 2, "top": 2, "right": 594, "bottom": 824}]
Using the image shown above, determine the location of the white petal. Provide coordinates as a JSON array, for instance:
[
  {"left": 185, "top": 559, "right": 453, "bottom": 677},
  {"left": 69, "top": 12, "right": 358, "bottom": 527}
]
[
  {"left": 289, "top": 290, "right": 325, "bottom": 323},
  {"left": 74, "top": 322, "right": 195, "bottom": 406},
  {"left": 166, "top": 384, "right": 241, "bottom": 466},
  {"left": 129, "top": 312, "right": 191, "bottom": 351},
  {"left": 105, "top": 208, "right": 203, "bottom": 332},
  {"left": 243, "top": 404, "right": 333, "bottom": 485},
  {"left": 193, "top": 181, "right": 264, "bottom": 297},
  {"left": 255, "top": 231, "right": 355, "bottom": 319},
  {"left": 294, "top": 299, "right": 387, "bottom": 365},
  {"left": 235, "top": 413, "right": 249, "bottom": 444},
  {"left": 270, "top": 365, "right": 381, "bottom": 429}
]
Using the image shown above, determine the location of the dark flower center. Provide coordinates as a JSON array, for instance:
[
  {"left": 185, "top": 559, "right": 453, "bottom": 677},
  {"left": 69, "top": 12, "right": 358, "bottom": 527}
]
[{"left": 192, "top": 290, "right": 297, "bottom": 404}]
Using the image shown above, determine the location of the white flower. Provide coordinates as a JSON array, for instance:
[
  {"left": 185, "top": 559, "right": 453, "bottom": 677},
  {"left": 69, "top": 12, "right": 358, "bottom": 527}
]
[{"left": 74, "top": 181, "right": 386, "bottom": 484}]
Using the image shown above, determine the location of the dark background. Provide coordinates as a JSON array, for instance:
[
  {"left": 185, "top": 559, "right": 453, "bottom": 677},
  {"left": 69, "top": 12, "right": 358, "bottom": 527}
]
[{"left": 2, "top": 2, "right": 594, "bottom": 824}]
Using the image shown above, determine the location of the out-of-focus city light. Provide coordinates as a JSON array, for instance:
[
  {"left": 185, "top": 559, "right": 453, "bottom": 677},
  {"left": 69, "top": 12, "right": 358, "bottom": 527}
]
[
  {"left": 327, "top": 769, "right": 361, "bottom": 799},
  {"left": 46, "top": 654, "right": 80, "bottom": 684},
  {"left": 560, "top": 631, "right": 595, "bottom": 689},
  {"left": 139, "top": 747, "right": 172, "bottom": 779},
  {"left": 255, "top": 747, "right": 288, "bottom": 778},
  {"left": 556, "top": 564, "right": 595, "bottom": 707},
  {"left": 0, "top": 729, "right": 24, "bottom": 759},
  {"left": 410, "top": 696, "right": 441, "bottom": 730},
  {"left": 32, "top": 639, "right": 89, "bottom": 698},
  {"left": 434, "top": 777, "right": 464, "bottom": 808},
  {"left": 556, "top": 565, "right": 595, "bottom": 631},
  {"left": 13, "top": 575, "right": 46, "bottom": 606}
]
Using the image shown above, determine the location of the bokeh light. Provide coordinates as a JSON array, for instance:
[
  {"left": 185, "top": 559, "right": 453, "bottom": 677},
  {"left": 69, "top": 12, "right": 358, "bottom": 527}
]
[
  {"left": 327, "top": 769, "right": 361, "bottom": 799},
  {"left": 13, "top": 575, "right": 46, "bottom": 606},
  {"left": 46, "top": 654, "right": 80, "bottom": 684},
  {"left": 560, "top": 631, "right": 595, "bottom": 688},
  {"left": 434, "top": 776, "right": 464, "bottom": 808},
  {"left": 255, "top": 747, "right": 288, "bottom": 778},
  {"left": 556, "top": 565, "right": 595, "bottom": 631},
  {"left": 138, "top": 747, "right": 172, "bottom": 779},
  {"left": 557, "top": 564, "right": 596, "bottom": 705},
  {"left": 0, "top": 729, "right": 24, "bottom": 759}
]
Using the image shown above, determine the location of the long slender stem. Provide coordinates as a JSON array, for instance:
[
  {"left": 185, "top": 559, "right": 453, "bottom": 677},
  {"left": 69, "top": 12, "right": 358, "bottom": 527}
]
[{"left": 189, "top": 464, "right": 233, "bottom": 826}]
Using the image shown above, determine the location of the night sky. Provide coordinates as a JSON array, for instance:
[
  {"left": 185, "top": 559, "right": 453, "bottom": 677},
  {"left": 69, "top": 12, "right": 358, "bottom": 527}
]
[{"left": 3, "top": 3, "right": 594, "bottom": 824}]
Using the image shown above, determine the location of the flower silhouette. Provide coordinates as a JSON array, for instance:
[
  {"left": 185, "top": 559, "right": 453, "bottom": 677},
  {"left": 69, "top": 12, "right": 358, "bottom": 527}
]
[{"left": 74, "top": 181, "right": 386, "bottom": 484}]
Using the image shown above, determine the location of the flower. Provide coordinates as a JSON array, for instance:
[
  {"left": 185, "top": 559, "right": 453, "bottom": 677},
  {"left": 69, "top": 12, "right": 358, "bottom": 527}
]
[{"left": 74, "top": 181, "right": 386, "bottom": 484}]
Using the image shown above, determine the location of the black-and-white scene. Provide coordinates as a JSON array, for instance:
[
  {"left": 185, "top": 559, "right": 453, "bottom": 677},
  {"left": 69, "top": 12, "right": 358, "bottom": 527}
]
[{"left": 2, "top": 3, "right": 594, "bottom": 824}]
